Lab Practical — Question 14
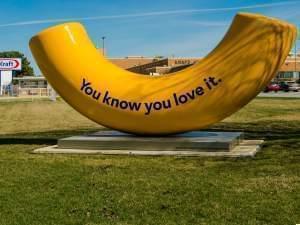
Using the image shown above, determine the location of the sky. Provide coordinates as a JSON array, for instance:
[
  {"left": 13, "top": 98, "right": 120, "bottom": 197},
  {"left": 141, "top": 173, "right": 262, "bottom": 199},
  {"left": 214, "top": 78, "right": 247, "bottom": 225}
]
[{"left": 0, "top": 0, "right": 299, "bottom": 75}]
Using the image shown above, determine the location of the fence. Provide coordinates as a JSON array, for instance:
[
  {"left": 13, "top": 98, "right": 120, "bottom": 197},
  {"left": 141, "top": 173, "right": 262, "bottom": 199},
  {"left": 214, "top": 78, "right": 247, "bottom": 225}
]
[{"left": 0, "top": 85, "right": 55, "bottom": 98}]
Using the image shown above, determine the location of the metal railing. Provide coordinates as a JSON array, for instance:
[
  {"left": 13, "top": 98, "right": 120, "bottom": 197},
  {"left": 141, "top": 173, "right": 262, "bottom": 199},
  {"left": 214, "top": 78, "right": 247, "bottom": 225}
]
[{"left": 0, "top": 85, "right": 55, "bottom": 97}]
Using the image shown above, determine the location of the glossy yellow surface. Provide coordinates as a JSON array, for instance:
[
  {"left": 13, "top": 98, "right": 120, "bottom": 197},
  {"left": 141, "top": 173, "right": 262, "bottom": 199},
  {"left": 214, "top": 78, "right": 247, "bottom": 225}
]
[{"left": 29, "top": 13, "right": 296, "bottom": 135}]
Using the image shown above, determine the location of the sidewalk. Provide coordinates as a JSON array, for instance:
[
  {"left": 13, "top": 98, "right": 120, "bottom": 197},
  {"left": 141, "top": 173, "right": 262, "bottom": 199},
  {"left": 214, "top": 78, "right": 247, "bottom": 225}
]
[
  {"left": 258, "top": 92, "right": 300, "bottom": 98},
  {"left": 0, "top": 96, "right": 52, "bottom": 102}
]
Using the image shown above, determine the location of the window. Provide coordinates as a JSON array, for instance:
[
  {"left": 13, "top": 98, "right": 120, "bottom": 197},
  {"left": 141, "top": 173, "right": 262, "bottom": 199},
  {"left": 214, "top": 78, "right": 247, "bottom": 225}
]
[
  {"left": 278, "top": 72, "right": 293, "bottom": 78},
  {"left": 286, "top": 72, "right": 293, "bottom": 78}
]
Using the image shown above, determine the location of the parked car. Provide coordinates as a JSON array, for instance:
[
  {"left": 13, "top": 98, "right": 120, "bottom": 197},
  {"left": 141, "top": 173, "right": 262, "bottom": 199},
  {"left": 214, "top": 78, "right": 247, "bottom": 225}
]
[
  {"left": 288, "top": 83, "right": 300, "bottom": 92},
  {"left": 279, "top": 82, "right": 290, "bottom": 92},
  {"left": 264, "top": 83, "right": 280, "bottom": 92}
]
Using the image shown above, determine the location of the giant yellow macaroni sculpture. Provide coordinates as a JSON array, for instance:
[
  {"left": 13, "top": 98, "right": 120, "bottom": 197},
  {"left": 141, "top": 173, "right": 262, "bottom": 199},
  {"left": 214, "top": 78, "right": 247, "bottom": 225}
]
[{"left": 29, "top": 13, "right": 296, "bottom": 135}]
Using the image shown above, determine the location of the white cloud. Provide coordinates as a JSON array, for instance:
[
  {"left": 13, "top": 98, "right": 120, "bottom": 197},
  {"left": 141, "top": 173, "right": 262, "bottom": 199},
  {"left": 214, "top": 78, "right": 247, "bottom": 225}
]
[
  {"left": 0, "top": 1, "right": 299, "bottom": 27},
  {"left": 185, "top": 21, "right": 229, "bottom": 27}
]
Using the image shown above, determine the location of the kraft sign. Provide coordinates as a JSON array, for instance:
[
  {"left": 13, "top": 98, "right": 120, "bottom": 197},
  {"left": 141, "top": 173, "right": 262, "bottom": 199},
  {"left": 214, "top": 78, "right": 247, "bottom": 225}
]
[{"left": 0, "top": 58, "right": 22, "bottom": 71}]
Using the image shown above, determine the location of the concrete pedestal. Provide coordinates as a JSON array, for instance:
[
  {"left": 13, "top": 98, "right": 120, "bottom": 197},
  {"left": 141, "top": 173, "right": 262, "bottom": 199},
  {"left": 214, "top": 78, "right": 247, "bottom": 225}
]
[{"left": 34, "top": 131, "right": 263, "bottom": 157}]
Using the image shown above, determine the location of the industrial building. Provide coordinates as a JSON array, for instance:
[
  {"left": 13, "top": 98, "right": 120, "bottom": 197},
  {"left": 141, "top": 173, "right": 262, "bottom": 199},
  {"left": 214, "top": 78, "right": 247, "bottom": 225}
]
[
  {"left": 275, "top": 54, "right": 300, "bottom": 81},
  {"left": 110, "top": 54, "right": 300, "bottom": 81},
  {"left": 0, "top": 54, "right": 299, "bottom": 97},
  {"left": 110, "top": 56, "right": 199, "bottom": 75}
]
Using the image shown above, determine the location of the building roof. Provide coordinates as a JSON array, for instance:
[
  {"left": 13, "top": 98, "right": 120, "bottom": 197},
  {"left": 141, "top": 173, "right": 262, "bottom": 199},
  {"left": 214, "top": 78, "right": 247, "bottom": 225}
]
[
  {"left": 13, "top": 76, "right": 46, "bottom": 81},
  {"left": 109, "top": 57, "right": 157, "bottom": 69}
]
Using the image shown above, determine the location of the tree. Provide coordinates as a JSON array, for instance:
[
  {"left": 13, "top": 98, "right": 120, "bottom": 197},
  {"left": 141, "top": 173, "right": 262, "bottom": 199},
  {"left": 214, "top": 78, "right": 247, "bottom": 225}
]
[{"left": 0, "top": 51, "right": 34, "bottom": 77}]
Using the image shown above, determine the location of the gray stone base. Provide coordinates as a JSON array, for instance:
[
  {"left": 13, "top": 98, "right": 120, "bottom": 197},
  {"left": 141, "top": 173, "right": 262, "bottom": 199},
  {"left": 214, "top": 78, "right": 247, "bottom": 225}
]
[
  {"left": 33, "top": 131, "right": 264, "bottom": 157},
  {"left": 34, "top": 140, "right": 263, "bottom": 157}
]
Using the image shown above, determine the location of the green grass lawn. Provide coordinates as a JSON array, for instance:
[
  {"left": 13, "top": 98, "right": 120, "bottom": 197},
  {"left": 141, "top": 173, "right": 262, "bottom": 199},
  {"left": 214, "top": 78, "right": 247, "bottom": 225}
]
[{"left": 0, "top": 98, "right": 299, "bottom": 225}]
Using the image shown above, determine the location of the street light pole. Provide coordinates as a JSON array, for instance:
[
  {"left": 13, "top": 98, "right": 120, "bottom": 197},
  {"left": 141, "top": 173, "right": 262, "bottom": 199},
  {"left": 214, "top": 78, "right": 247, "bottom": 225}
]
[
  {"left": 101, "top": 36, "right": 106, "bottom": 56},
  {"left": 294, "top": 40, "right": 296, "bottom": 78},
  {"left": 295, "top": 28, "right": 299, "bottom": 81}
]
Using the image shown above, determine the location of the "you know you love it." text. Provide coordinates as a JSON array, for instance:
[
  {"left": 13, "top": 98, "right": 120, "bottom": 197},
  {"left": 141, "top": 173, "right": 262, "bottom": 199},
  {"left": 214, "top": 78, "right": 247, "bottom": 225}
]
[{"left": 80, "top": 76, "right": 222, "bottom": 115}]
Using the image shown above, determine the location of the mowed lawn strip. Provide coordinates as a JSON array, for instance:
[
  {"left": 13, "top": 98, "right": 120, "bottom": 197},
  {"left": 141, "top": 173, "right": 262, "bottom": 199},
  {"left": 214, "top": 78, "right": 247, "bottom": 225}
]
[{"left": 0, "top": 98, "right": 299, "bottom": 225}]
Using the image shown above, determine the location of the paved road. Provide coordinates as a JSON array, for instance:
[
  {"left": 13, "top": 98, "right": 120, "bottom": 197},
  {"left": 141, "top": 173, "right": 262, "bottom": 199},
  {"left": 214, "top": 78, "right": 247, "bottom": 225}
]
[{"left": 258, "top": 91, "right": 300, "bottom": 98}]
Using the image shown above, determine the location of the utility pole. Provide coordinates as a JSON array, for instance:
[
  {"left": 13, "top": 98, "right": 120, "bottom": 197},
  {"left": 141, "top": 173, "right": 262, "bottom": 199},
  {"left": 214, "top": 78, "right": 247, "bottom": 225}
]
[
  {"left": 295, "top": 39, "right": 297, "bottom": 80},
  {"left": 295, "top": 27, "right": 300, "bottom": 81},
  {"left": 101, "top": 36, "right": 106, "bottom": 56}
]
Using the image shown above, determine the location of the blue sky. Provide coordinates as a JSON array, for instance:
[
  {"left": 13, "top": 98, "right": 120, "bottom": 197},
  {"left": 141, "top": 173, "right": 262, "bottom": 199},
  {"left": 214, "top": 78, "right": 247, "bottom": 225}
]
[{"left": 0, "top": 0, "right": 299, "bottom": 74}]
